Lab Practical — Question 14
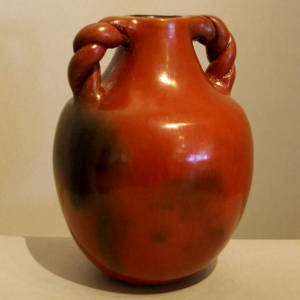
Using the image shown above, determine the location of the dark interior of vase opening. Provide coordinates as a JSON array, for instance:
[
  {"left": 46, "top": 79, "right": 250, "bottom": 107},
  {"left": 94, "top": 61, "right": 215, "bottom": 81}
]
[{"left": 130, "top": 15, "right": 180, "bottom": 18}]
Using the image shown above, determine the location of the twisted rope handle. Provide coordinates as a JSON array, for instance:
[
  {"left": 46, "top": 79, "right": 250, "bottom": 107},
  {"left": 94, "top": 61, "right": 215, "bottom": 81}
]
[
  {"left": 190, "top": 15, "right": 236, "bottom": 94},
  {"left": 68, "top": 22, "right": 126, "bottom": 103}
]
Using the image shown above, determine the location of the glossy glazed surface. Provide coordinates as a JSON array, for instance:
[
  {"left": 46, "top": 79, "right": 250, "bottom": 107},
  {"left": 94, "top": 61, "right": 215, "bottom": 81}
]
[{"left": 53, "top": 15, "right": 253, "bottom": 284}]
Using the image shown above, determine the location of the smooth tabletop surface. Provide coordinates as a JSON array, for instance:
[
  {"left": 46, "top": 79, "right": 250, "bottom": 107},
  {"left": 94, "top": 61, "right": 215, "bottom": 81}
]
[{"left": 0, "top": 236, "right": 299, "bottom": 300}]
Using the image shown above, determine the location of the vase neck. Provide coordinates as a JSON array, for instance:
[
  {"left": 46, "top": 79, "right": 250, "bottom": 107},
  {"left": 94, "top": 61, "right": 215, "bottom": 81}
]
[{"left": 102, "top": 16, "right": 207, "bottom": 90}]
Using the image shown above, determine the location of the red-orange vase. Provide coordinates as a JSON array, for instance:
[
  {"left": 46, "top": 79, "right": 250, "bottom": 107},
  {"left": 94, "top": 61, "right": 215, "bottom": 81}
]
[{"left": 53, "top": 15, "right": 253, "bottom": 285}]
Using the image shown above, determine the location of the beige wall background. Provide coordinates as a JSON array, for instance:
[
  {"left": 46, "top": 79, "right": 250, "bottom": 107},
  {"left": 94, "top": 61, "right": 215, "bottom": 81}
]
[{"left": 0, "top": 0, "right": 299, "bottom": 238}]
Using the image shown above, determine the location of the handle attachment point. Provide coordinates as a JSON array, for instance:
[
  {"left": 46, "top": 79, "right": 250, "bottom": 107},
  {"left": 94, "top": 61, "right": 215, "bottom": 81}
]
[
  {"left": 68, "top": 22, "right": 126, "bottom": 103},
  {"left": 190, "top": 15, "right": 236, "bottom": 94}
]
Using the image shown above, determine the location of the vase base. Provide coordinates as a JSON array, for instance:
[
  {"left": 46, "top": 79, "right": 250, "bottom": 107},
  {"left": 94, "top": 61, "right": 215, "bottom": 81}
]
[{"left": 105, "top": 259, "right": 217, "bottom": 287}]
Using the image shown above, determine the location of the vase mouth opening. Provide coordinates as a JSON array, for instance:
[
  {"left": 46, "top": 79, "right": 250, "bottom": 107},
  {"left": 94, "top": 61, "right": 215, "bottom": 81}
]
[{"left": 129, "top": 15, "right": 181, "bottom": 19}]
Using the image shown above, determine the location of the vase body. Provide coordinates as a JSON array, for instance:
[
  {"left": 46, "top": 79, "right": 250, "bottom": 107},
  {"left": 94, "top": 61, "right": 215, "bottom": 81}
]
[{"left": 53, "top": 15, "right": 253, "bottom": 285}]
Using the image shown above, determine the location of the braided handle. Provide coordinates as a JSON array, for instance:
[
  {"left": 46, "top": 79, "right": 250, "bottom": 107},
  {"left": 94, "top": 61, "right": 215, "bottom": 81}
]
[
  {"left": 68, "top": 16, "right": 236, "bottom": 101},
  {"left": 68, "top": 22, "right": 126, "bottom": 103},
  {"left": 190, "top": 15, "right": 236, "bottom": 94}
]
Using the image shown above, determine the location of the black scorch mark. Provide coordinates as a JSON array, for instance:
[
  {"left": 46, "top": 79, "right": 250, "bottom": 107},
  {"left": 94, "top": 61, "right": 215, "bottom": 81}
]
[
  {"left": 53, "top": 101, "right": 123, "bottom": 208},
  {"left": 151, "top": 230, "right": 168, "bottom": 243},
  {"left": 97, "top": 210, "right": 127, "bottom": 272}
]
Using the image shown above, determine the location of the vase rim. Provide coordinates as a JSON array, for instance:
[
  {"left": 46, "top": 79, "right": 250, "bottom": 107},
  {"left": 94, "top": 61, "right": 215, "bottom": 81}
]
[{"left": 128, "top": 15, "right": 182, "bottom": 19}]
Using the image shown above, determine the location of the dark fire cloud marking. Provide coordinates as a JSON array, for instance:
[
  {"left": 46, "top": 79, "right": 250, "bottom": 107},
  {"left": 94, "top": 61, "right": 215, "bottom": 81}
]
[
  {"left": 54, "top": 101, "right": 127, "bottom": 271},
  {"left": 53, "top": 101, "right": 121, "bottom": 208}
]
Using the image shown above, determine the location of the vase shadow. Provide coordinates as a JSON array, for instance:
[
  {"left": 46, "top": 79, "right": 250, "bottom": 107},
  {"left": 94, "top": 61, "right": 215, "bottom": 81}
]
[{"left": 25, "top": 236, "right": 216, "bottom": 294}]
